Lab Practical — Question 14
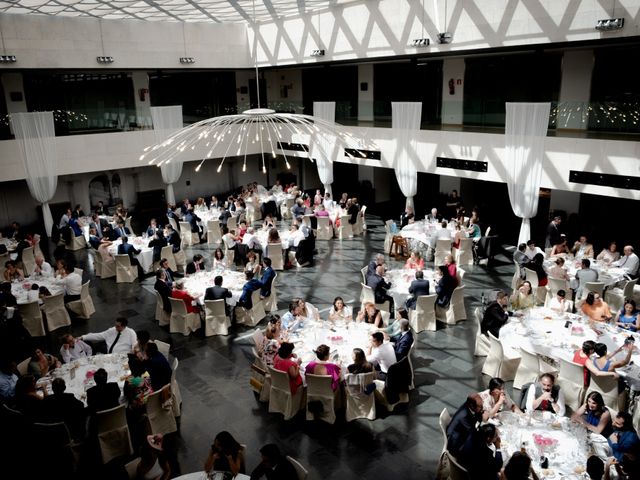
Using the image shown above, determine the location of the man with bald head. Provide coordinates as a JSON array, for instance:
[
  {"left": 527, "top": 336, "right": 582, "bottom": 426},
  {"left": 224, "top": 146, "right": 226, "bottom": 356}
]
[
  {"left": 366, "top": 264, "right": 394, "bottom": 316},
  {"left": 613, "top": 245, "right": 639, "bottom": 279},
  {"left": 366, "top": 253, "right": 386, "bottom": 281},
  {"left": 446, "top": 393, "right": 484, "bottom": 457}
]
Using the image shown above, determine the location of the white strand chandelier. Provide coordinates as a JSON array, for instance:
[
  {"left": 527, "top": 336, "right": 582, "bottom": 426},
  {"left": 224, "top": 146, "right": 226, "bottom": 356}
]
[{"left": 140, "top": 106, "right": 373, "bottom": 174}]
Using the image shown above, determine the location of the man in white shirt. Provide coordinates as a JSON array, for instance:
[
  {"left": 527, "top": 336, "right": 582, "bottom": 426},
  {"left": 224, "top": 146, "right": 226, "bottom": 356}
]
[
  {"left": 430, "top": 220, "right": 453, "bottom": 249},
  {"left": 322, "top": 193, "right": 333, "bottom": 210},
  {"left": 242, "top": 227, "right": 262, "bottom": 251},
  {"left": 33, "top": 255, "right": 53, "bottom": 277},
  {"left": 80, "top": 317, "right": 137, "bottom": 355},
  {"left": 525, "top": 373, "right": 566, "bottom": 416},
  {"left": 55, "top": 265, "right": 82, "bottom": 302},
  {"left": 366, "top": 331, "right": 396, "bottom": 378},
  {"left": 574, "top": 258, "right": 599, "bottom": 299},
  {"left": 59, "top": 207, "right": 72, "bottom": 229},
  {"left": 613, "top": 245, "right": 640, "bottom": 278},
  {"left": 548, "top": 289, "right": 571, "bottom": 313},
  {"left": 59, "top": 333, "right": 93, "bottom": 363},
  {"left": 289, "top": 224, "right": 306, "bottom": 249},
  {"left": 524, "top": 239, "right": 544, "bottom": 260}
]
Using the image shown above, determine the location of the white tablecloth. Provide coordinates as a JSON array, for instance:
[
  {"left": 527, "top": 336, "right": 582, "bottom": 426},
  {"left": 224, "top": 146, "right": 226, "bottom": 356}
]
[
  {"left": 544, "top": 258, "right": 626, "bottom": 289},
  {"left": 182, "top": 270, "right": 246, "bottom": 306},
  {"left": 400, "top": 221, "right": 457, "bottom": 252},
  {"left": 497, "top": 411, "right": 610, "bottom": 479},
  {"left": 108, "top": 237, "right": 154, "bottom": 273},
  {"left": 255, "top": 229, "right": 291, "bottom": 251},
  {"left": 385, "top": 268, "right": 436, "bottom": 310},
  {"left": 35, "top": 353, "right": 130, "bottom": 405},
  {"left": 11, "top": 277, "right": 63, "bottom": 304}
]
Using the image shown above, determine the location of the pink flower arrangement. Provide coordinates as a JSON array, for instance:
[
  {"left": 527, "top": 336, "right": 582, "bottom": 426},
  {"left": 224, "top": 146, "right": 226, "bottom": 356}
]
[
  {"left": 533, "top": 434, "right": 556, "bottom": 447},
  {"left": 328, "top": 336, "right": 343, "bottom": 341},
  {"left": 571, "top": 325, "right": 584, "bottom": 335},
  {"left": 22, "top": 282, "right": 31, "bottom": 290},
  {"left": 85, "top": 370, "right": 96, "bottom": 380}
]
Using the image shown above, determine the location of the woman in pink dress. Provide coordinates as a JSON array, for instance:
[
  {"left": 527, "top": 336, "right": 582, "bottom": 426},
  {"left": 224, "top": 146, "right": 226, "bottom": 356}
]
[
  {"left": 404, "top": 251, "right": 424, "bottom": 270},
  {"left": 272, "top": 342, "right": 303, "bottom": 394},
  {"left": 304, "top": 344, "right": 341, "bottom": 391}
]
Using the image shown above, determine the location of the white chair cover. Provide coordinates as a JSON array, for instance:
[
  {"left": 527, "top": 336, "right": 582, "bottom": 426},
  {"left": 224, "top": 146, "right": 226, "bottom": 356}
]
[
  {"left": 95, "top": 404, "right": 133, "bottom": 464},
  {"left": 155, "top": 340, "right": 171, "bottom": 359},
  {"left": 154, "top": 291, "right": 171, "bottom": 326},
  {"left": 267, "top": 243, "right": 284, "bottom": 271},
  {"left": 360, "top": 282, "right": 391, "bottom": 313},
  {"left": 335, "top": 214, "right": 352, "bottom": 239},
  {"left": 483, "top": 333, "right": 521, "bottom": 381},
  {"left": 473, "top": 307, "right": 490, "bottom": 357},
  {"left": 315, "top": 216, "right": 333, "bottom": 240},
  {"left": 145, "top": 384, "right": 177, "bottom": 435},
  {"left": 344, "top": 372, "right": 376, "bottom": 421},
  {"left": 286, "top": 456, "right": 309, "bottom": 480},
  {"left": 409, "top": 294, "right": 437, "bottom": 333},
  {"left": 206, "top": 219, "right": 222, "bottom": 246},
  {"left": 305, "top": 373, "right": 336, "bottom": 424},
  {"left": 66, "top": 235, "right": 87, "bottom": 251},
  {"left": 436, "top": 285, "right": 466, "bottom": 325},
  {"left": 235, "top": 290, "right": 265, "bottom": 327},
  {"left": 160, "top": 245, "right": 178, "bottom": 272},
  {"left": 18, "top": 301, "right": 46, "bottom": 337},
  {"left": 21, "top": 246, "right": 36, "bottom": 276},
  {"left": 268, "top": 366, "right": 304, "bottom": 421},
  {"left": 168, "top": 297, "right": 201, "bottom": 336},
  {"left": 456, "top": 238, "right": 474, "bottom": 266},
  {"left": 115, "top": 255, "right": 138, "bottom": 283},
  {"left": 557, "top": 358, "right": 585, "bottom": 413},
  {"left": 204, "top": 299, "right": 231, "bottom": 336},
  {"left": 43, "top": 292, "right": 71, "bottom": 331},
  {"left": 66, "top": 281, "right": 96, "bottom": 319},
  {"left": 513, "top": 348, "right": 540, "bottom": 390}
]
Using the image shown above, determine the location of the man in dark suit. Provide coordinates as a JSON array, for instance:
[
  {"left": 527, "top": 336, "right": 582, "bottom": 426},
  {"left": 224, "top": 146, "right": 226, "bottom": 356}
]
[
  {"left": 366, "top": 254, "right": 386, "bottom": 282},
  {"left": 366, "top": 265, "right": 394, "bottom": 316},
  {"left": 159, "top": 258, "right": 177, "bottom": 287},
  {"left": 250, "top": 443, "right": 298, "bottom": 480},
  {"left": 446, "top": 393, "right": 484, "bottom": 457},
  {"left": 148, "top": 231, "right": 167, "bottom": 263},
  {"left": 88, "top": 227, "right": 102, "bottom": 250},
  {"left": 405, "top": 270, "right": 430, "bottom": 310},
  {"left": 42, "top": 378, "right": 86, "bottom": 440},
  {"left": 143, "top": 342, "right": 172, "bottom": 391},
  {"left": 204, "top": 275, "right": 233, "bottom": 316},
  {"left": 117, "top": 236, "right": 144, "bottom": 277},
  {"left": 260, "top": 257, "right": 276, "bottom": 298},
  {"left": 146, "top": 218, "right": 160, "bottom": 237},
  {"left": 481, "top": 291, "right": 518, "bottom": 338},
  {"left": 390, "top": 319, "right": 414, "bottom": 360},
  {"left": 113, "top": 221, "right": 131, "bottom": 239},
  {"left": 459, "top": 423, "right": 503, "bottom": 480},
  {"left": 238, "top": 271, "right": 263, "bottom": 309},
  {"left": 86, "top": 368, "right": 121, "bottom": 414},
  {"left": 183, "top": 208, "right": 202, "bottom": 241},
  {"left": 185, "top": 254, "right": 205, "bottom": 275},
  {"left": 90, "top": 213, "right": 109, "bottom": 239},
  {"left": 545, "top": 216, "right": 562, "bottom": 249},
  {"left": 165, "top": 224, "right": 181, "bottom": 253},
  {"left": 154, "top": 270, "right": 172, "bottom": 313}
]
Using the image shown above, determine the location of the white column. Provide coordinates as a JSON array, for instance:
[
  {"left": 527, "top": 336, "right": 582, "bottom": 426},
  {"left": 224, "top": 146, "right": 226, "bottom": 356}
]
[
  {"left": 131, "top": 71, "right": 151, "bottom": 128},
  {"left": 441, "top": 58, "right": 465, "bottom": 125},
  {"left": 557, "top": 50, "right": 594, "bottom": 130},
  {"left": 358, "top": 64, "right": 373, "bottom": 122}
]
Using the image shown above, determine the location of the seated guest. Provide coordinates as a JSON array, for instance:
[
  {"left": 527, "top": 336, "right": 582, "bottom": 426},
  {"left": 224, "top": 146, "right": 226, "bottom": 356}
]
[
  {"left": 329, "top": 296, "right": 352, "bottom": 322},
  {"left": 212, "top": 248, "right": 227, "bottom": 270},
  {"left": 572, "top": 235, "right": 594, "bottom": 259},
  {"left": 356, "top": 302, "right": 383, "bottom": 328},
  {"left": 86, "top": 367, "right": 121, "bottom": 414},
  {"left": 54, "top": 264, "right": 82, "bottom": 303},
  {"left": 400, "top": 205, "right": 414, "bottom": 228},
  {"left": 42, "top": 378, "right": 86, "bottom": 440},
  {"left": 133, "top": 330, "right": 151, "bottom": 360},
  {"left": 94, "top": 200, "right": 105, "bottom": 215},
  {"left": 572, "top": 340, "right": 596, "bottom": 388},
  {"left": 305, "top": 344, "right": 341, "bottom": 391},
  {"left": 33, "top": 255, "right": 53, "bottom": 277},
  {"left": 586, "top": 341, "right": 633, "bottom": 375},
  {"left": 81, "top": 317, "right": 138, "bottom": 355},
  {"left": 245, "top": 251, "right": 261, "bottom": 276},
  {"left": 281, "top": 301, "right": 302, "bottom": 330},
  {"left": 143, "top": 342, "right": 172, "bottom": 391},
  {"left": 28, "top": 347, "right": 60, "bottom": 379},
  {"left": 259, "top": 257, "right": 276, "bottom": 299},
  {"left": 148, "top": 230, "right": 167, "bottom": 264},
  {"left": 597, "top": 241, "right": 621, "bottom": 265},
  {"left": 3, "top": 260, "right": 24, "bottom": 282},
  {"left": 549, "top": 235, "right": 569, "bottom": 256},
  {"left": 615, "top": 299, "right": 639, "bottom": 332},
  {"left": 204, "top": 431, "right": 246, "bottom": 476},
  {"left": 59, "top": 333, "right": 92, "bottom": 363},
  {"left": 68, "top": 213, "right": 83, "bottom": 237},
  {"left": 481, "top": 291, "right": 518, "bottom": 338},
  {"left": 390, "top": 319, "right": 413, "bottom": 360},
  {"left": 524, "top": 373, "right": 566, "bottom": 416},
  {"left": 259, "top": 321, "right": 281, "bottom": 367},
  {"left": 608, "top": 411, "right": 640, "bottom": 462},
  {"left": 145, "top": 218, "right": 160, "bottom": 237},
  {"left": 502, "top": 452, "right": 538, "bottom": 480},
  {"left": 14, "top": 375, "right": 44, "bottom": 420},
  {"left": 510, "top": 281, "right": 535, "bottom": 310},
  {"left": 524, "top": 239, "right": 543, "bottom": 260},
  {"left": 113, "top": 220, "right": 131, "bottom": 239},
  {"left": 164, "top": 224, "right": 181, "bottom": 253},
  {"left": 575, "top": 258, "right": 599, "bottom": 299},
  {"left": 242, "top": 227, "right": 262, "bottom": 255},
  {"left": 366, "top": 265, "right": 394, "bottom": 315},
  {"left": 159, "top": 258, "right": 177, "bottom": 286},
  {"left": 292, "top": 198, "right": 306, "bottom": 220},
  {"left": 547, "top": 256, "right": 570, "bottom": 283},
  {"left": 446, "top": 393, "right": 484, "bottom": 457},
  {"left": 98, "top": 239, "right": 115, "bottom": 264},
  {"left": 0, "top": 358, "right": 18, "bottom": 403},
  {"left": 466, "top": 217, "right": 481, "bottom": 240},
  {"left": 314, "top": 204, "right": 330, "bottom": 220},
  {"left": 529, "top": 253, "right": 548, "bottom": 287},
  {"left": 612, "top": 245, "right": 640, "bottom": 278},
  {"left": 513, "top": 243, "right": 531, "bottom": 279},
  {"left": 347, "top": 348, "right": 373, "bottom": 374},
  {"left": 548, "top": 289, "right": 572, "bottom": 313},
  {"left": 183, "top": 208, "right": 202, "bottom": 241},
  {"left": 444, "top": 254, "right": 458, "bottom": 284},
  {"left": 571, "top": 392, "right": 613, "bottom": 437},
  {"left": 250, "top": 443, "right": 297, "bottom": 480},
  {"left": 426, "top": 208, "right": 441, "bottom": 223},
  {"left": 0, "top": 281, "right": 17, "bottom": 307},
  {"left": 154, "top": 270, "right": 172, "bottom": 314},
  {"left": 435, "top": 265, "right": 456, "bottom": 309},
  {"left": 88, "top": 227, "right": 101, "bottom": 249},
  {"left": 406, "top": 270, "right": 429, "bottom": 310},
  {"left": 204, "top": 275, "right": 233, "bottom": 316},
  {"left": 431, "top": 221, "right": 452, "bottom": 252},
  {"left": 459, "top": 423, "right": 503, "bottom": 480},
  {"left": 237, "top": 271, "right": 262, "bottom": 309},
  {"left": 480, "top": 377, "right": 521, "bottom": 422},
  {"left": 581, "top": 292, "right": 612, "bottom": 322},
  {"left": 171, "top": 281, "right": 201, "bottom": 314},
  {"left": 366, "top": 253, "right": 386, "bottom": 281},
  {"left": 404, "top": 251, "right": 424, "bottom": 270},
  {"left": 186, "top": 253, "right": 205, "bottom": 275},
  {"left": 272, "top": 342, "right": 303, "bottom": 394},
  {"left": 366, "top": 331, "right": 396, "bottom": 378},
  {"left": 117, "top": 236, "right": 144, "bottom": 277},
  {"left": 296, "top": 298, "right": 320, "bottom": 323}
]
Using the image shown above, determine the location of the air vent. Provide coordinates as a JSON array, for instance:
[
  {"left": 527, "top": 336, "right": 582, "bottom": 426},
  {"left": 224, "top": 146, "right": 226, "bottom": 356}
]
[
  {"left": 569, "top": 170, "right": 640, "bottom": 190},
  {"left": 437, "top": 157, "right": 488, "bottom": 172}
]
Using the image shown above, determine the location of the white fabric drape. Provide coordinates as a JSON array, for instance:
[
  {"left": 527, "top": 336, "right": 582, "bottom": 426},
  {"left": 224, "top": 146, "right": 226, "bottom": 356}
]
[
  {"left": 505, "top": 102, "right": 551, "bottom": 245},
  {"left": 11, "top": 112, "right": 58, "bottom": 237},
  {"left": 151, "top": 106, "right": 184, "bottom": 205},
  {"left": 311, "top": 102, "right": 336, "bottom": 198},
  {"left": 392, "top": 102, "right": 421, "bottom": 210}
]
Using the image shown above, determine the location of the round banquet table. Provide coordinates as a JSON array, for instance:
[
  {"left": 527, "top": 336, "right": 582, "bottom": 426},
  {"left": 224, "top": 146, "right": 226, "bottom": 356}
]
[
  {"left": 107, "top": 236, "right": 154, "bottom": 273},
  {"left": 543, "top": 257, "right": 626, "bottom": 289},
  {"left": 499, "top": 307, "right": 640, "bottom": 365},
  {"left": 496, "top": 411, "right": 611, "bottom": 479},
  {"left": 385, "top": 268, "right": 436, "bottom": 311},
  {"left": 35, "top": 353, "right": 130, "bottom": 405},
  {"left": 11, "top": 276, "right": 63, "bottom": 304},
  {"left": 255, "top": 228, "right": 291, "bottom": 251},
  {"left": 399, "top": 221, "right": 457, "bottom": 256},
  {"left": 182, "top": 269, "right": 246, "bottom": 306}
]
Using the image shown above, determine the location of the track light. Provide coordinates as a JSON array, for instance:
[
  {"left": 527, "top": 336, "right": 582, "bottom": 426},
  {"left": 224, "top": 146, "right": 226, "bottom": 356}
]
[
  {"left": 96, "top": 56, "right": 114, "bottom": 64},
  {"left": 0, "top": 55, "right": 16, "bottom": 63},
  {"left": 411, "top": 38, "right": 430, "bottom": 47},
  {"left": 595, "top": 18, "right": 624, "bottom": 31},
  {"left": 180, "top": 57, "right": 195, "bottom": 64},
  {"left": 310, "top": 49, "right": 325, "bottom": 57}
]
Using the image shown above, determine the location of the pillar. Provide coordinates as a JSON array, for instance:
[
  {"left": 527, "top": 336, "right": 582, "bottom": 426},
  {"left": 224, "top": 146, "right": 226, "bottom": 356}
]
[
  {"left": 358, "top": 64, "right": 373, "bottom": 122},
  {"left": 557, "top": 50, "right": 594, "bottom": 130},
  {"left": 441, "top": 58, "right": 465, "bottom": 125}
]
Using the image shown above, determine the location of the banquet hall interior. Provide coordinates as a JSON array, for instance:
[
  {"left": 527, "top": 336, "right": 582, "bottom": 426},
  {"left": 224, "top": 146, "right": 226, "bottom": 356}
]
[{"left": 1, "top": 1, "right": 640, "bottom": 479}]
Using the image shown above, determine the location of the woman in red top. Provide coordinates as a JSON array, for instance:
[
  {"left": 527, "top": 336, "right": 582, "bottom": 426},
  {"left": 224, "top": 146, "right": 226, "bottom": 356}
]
[
  {"left": 272, "top": 342, "right": 303, "bottom": 394},
  {"left": 572, "top": 340, "right": 596, "bottom": 387},
  {"left": 444, "top": 254, "right": 458, "bottom": 286},
  {"left": 171, "top": 281, "right": 200, "bottom": 314}
]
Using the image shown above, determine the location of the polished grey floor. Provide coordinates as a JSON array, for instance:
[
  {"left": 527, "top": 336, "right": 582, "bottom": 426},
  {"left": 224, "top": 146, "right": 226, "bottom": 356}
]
[{"left": 54, "top": 216, "right": 516, "bottom": 479}]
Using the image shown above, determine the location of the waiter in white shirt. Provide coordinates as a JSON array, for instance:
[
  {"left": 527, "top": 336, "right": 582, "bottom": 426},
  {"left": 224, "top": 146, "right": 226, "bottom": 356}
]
[
  {"left": 80, "top": 317, "right": 137, "bottom": 355},
  {"left": 59, "top": 333, "right": 93, "bottom": 363},
  {"left": 55, "top": 264, "right": 82, "bottom": 302}
]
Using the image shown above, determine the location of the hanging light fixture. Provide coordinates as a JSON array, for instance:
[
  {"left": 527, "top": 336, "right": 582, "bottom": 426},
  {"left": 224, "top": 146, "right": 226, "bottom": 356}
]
[{"left": 141, "top": 0, "right": 374, "bottom": 173}]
